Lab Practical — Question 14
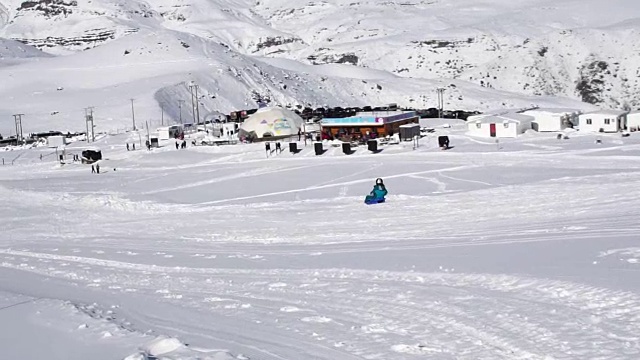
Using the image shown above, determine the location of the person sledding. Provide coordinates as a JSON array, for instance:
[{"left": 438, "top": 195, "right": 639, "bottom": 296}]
[{"left": 364, "top": 178, "right": 388, "bottom": 204}]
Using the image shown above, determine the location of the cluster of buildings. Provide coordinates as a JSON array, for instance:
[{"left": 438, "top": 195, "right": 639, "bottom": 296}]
[
  {"left": 152, "top": 104, "right": 640, "bottom": 143},
  {"left": 467, "top": 108, "right": 640, "bottom": 138},
  {"left": 318, "top": 107, "right": 640, "bottom": 140},
  {"left": 197, "top": 106, "right": 421, "bottom": 142}
]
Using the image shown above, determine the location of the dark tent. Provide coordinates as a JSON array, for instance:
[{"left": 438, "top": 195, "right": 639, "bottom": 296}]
[{"left": 81, "top": 149, "right": 102, "bottom": 164}]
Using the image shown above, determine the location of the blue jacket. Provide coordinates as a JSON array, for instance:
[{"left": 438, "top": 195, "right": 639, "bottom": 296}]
[{"left": 370, "top": 184, "right": 388, "bottom": 199}]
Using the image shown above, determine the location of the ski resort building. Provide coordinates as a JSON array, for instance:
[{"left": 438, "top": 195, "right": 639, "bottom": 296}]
[
  {"left": 157, "top": 125, "right": 183, "bottom": 140},
  {"left": 47, "top": 135, "right": 66, "bottom": 148},
  {"left": 578, "top": 110, "right": 627, "bottom": 133},
  {"left": 239, "top": 107, "right": 304, "bottom": 140},
  {"left": 627, "top": 111, "right": 640, "bottom": 132},
  {"left": 522, "top": 108, "right": 582, "bottom": 132},
  {"left": 466, "top": 112, "right": 534, "bottom": 138},
  {"left": 321, "top": 111, "right": 419, "bottom": 139}
]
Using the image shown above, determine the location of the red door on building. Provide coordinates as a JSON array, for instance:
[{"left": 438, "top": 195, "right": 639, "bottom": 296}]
[{"left": 489, "top": 123, "right": 497, "bottom": 137}]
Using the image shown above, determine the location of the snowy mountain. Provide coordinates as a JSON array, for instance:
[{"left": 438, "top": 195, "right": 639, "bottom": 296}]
[{"left": 1, "top": 0, "right": 638, "bottom": 132}]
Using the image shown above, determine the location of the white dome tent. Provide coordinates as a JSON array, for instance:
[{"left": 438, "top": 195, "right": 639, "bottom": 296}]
[{"left": 239, "top": 107, "right": 304, "bottom": 140}]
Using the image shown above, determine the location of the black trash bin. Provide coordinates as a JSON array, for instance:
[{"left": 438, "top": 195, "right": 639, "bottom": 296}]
[
  {"left": 314, "top": 142, "right": 324, "bottom": 155},
  {"left": 438, "top": 136, "right": 450, "bottom": 149},
  {"left": 289, "top": 142, "right": 298, "bottom": 153},
  {"left": 342, "top": 142, "right": 351, "bottom": 154},
  {"left": 367, "top": 139, "right": 378, "bottom": 152}
]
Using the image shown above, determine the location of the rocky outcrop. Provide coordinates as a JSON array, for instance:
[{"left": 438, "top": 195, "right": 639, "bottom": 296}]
[
  {"left": 17, "top": 0, "right": 77, "bottom": 18},
  {"left": 576, "top": 59, "right": 609, "bottom": 104},
  {"left": 307, "top": 52, "right": 359, "bottom": 65},
  {"left": 252, "top": 36, "right": 303, "bottom": 53},
  {"left": 13, "top": 28, "right": 138, "bottom": 50}
]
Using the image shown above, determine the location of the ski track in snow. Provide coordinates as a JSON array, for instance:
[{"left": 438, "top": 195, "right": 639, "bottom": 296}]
[
  {"left": 2, "top": 248, "right": 640, "bottom": 359},
  {"left": 3, "top": 135, "right": 640, "bottom": 359}
]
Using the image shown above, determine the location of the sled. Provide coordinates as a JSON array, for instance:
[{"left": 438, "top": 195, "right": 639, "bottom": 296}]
[{"left": 364, "top": 197, "right": 386, "bottom": 205}]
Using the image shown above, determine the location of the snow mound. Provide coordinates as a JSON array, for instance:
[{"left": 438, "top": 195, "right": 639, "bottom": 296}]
[
  {"left": 124, "top": 336, "right": 240, "bottom": 360},
  {"left": 143, "top": 336, "right": 184, "bottom": 356},
  {"left": 391, "top": 343, "right": 450, "bottom": 356}
]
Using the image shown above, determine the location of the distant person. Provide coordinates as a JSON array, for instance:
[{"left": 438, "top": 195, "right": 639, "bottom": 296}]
[
  {"left": 364, "top": 178, "right": 388, "bottom": 205},
  {"left": 126, "top": 143, "right": 130, "bottom": 151},
  {"left": 132, "top": 143, "right": 136, "bottom": 151},
  {"left": 96, "top": 163, "right": 100, "bottom": 174},
  {"left": 91, "top": 165, "right": 95, "bottom": 173},
  {"left": 275, "top": 142, "right": 281, "bottom": 154},
  {"left": 176, "top": 141, "right": 179, "bottom": 150},
  {"left": 265, "top": 142, "right": 271, "bottom": 157},
  {"left": 298, "top": 129, "right": 302, "bottom": 141}
]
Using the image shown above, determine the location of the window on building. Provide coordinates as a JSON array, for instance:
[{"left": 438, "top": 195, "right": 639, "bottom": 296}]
[
  {"left": 586, "top": 119, "right": 592, "bottom": 125},
  {"left": 476, "top": 123, "right": 481, "bottom": 128},
  {"left": 604, "top": 118, "right": 611, "bottom": 125}
]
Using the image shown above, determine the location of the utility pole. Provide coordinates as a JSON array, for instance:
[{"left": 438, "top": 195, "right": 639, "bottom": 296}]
[
  {"left": 130, "top": 98, "right": 136, "bottom": 131},
  {"left": 84, "top": 107, "right": 95, "bottom": 142},
  {"left": 436, "top": 88, "right": 445, "bottom": 119},
  {"left": 89, "top": 107, "right": 95, "bottom": 142},
  {"left": 188, "top": 83, "right": 197, "bottom": 125},
  {"left": 194, "top": 85, "right": 201, "bottom": 125},
  {"left": 160, "top": 102, "right": 165, "bottom": 126},
  {"left": 85, "top": 109, "right": 89, "bottom": 142},
  {"left": 178, "top": 100, "right": 185, "bottom": 124},
  {"left": 13, "top": 114, "right": 24, "bottom": 144}
]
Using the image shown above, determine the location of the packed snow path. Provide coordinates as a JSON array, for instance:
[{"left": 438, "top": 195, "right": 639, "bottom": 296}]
[{"left": 1, "top": 132, "right": 640, "bottom": 359}]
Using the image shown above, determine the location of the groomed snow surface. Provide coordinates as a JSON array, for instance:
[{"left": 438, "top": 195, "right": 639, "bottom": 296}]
[{"left": 1, "top": 122, "right": 640, "bottom": 359}]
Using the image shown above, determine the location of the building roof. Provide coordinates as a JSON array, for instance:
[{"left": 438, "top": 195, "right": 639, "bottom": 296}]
[
  {"left": 468, "top": 112, "right": 534, "bottom": 124},
  {"left": 238, "top": 107, "right": 303, "bottom": 138},
  {"left": 480, "top": 108, "right": 530, "bottom": 116},
  {"left": 81, "top": 147, "right": 101, "bottom": 152},
  {"left": 322, "top": 111, "right": 417, "bottom": 126},
  {"left": 523, "top": 108, "right": 583, "bottom": 116},
  {"left": 580, "top": 110, "right": 628, "bottom": 117},
  {"left": 355, "top": 110, "right": 407, "bottom": 117}
]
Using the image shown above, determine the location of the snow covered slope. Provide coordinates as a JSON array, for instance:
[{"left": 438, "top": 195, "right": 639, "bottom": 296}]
[
  {"left": 0, "top": 0, "right": 637, "bottom": 133},
  {"left": 2, "top": 129, "right": 640, "bottom": 359}
]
